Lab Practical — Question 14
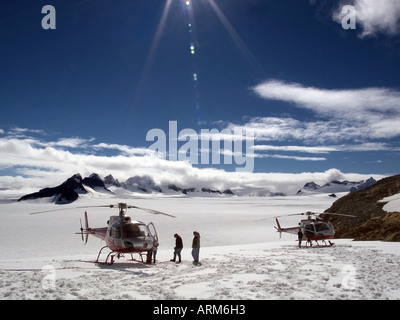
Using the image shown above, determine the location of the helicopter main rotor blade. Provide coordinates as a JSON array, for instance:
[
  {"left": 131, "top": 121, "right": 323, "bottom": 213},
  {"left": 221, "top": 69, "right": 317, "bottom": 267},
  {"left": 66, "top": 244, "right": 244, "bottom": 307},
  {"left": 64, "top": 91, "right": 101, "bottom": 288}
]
[
  {"left": 29, "top": 203, "right": 176, "bottom": 218},
  {"left": 256, "top": 213, "right": 301, "bottom": 221},
  {"left": 29, "top": 207, "right": 74, "bottom": 215},
  {"left": 282, "top": 211, "right": 356, "bottom": 218},
  {"left": 321, "top": 212, "right": 356, "bottom": 217},
  {"left": 257, "top": 211, "right": 356, "bottom": 222},
  {"left": 273, "top": 212, "right": 310, "bottom": 219},
  {"left": 29, "top": 205, "right": 112, "bottom": 215},
  {"left": 127, "top": 205, "right": 176, "bottom": 218}
]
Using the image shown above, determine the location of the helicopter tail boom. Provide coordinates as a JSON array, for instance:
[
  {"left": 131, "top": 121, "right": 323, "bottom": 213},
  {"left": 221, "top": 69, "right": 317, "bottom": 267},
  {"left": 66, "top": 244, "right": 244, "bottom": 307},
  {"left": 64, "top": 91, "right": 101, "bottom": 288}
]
[
  {"left": 76, "top": 211, "right": 107, "bottom": 244},
  {"left": 274, "top": 217, "right": 300, "bottom": 237}
]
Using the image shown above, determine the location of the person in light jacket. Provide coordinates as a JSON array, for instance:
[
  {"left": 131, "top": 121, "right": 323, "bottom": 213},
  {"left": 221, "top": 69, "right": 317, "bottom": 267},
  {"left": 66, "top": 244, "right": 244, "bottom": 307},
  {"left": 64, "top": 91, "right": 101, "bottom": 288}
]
[
  {"left": 191, "top": 231, "right": 200, "bottom": 264},
  {"left": 151, "top": 240, "right": 159, "bottom": 263}
]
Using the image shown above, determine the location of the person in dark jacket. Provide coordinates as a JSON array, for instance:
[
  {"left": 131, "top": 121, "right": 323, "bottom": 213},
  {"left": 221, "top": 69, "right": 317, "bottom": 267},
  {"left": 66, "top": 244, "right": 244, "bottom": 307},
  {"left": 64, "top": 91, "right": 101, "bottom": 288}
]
[
  {"left": 297, "top": 228, "right": 303, "bottom": 248},
  {"left": 171, "top": 233, "right": 183, "bottom": 263},
  {"left": 191, "top": 231, "right": 200, "bottom": 264}
]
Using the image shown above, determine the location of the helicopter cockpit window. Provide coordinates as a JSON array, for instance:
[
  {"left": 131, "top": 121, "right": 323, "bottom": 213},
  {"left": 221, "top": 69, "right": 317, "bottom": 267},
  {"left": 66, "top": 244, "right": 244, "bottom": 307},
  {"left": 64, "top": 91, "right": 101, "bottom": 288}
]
[
  {"left": 315, "top": 223, "right": 330, "bottom": 232},
  {"left": 304, "top": 224, "right": 315, "bottom": 235},
  {"left": 122, "top": 224, "right": 149, "bottom": 238},
  {"left": 138, "top": 224, "right": 150, "bottom": 237},
  {"left": 111, "top": 225, "right": 121, "bottom": 238}
]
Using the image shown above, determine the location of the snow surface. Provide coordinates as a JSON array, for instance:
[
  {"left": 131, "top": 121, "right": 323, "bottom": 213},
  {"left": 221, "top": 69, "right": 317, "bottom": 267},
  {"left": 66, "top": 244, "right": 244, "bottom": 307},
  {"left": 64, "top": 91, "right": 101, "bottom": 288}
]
[
  {"left": 1, "top": 192, "right": 400, "bottom": 300},
  {"left": 381, "top": 192, "right": 400, "bottom": 213}
]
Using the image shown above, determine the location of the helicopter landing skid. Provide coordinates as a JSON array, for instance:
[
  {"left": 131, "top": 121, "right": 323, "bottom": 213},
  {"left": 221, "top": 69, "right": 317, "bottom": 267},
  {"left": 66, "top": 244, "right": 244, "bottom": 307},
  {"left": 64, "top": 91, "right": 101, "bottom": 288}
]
[
  {"left": 303, "top": 240, "right": 334, "bottom": 248},
  {"left": 95, "top": 246, "right": 118, "bottom": 265},
  {"left": 95, "top": 246, "right": 149, "bottom": 265}
]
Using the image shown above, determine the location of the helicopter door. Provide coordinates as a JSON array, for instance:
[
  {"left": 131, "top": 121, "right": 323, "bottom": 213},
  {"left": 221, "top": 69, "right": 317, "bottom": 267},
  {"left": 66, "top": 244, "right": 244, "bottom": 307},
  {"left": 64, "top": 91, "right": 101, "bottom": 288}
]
[
  {"left": 304, "top": 224, "right": 315, "bottom": 237},
  {"left": 109, "top": 223, "right": 124, "bottom": 247},
  {"left": 147, "top": 222, "right": 158, "bottom": 242}
]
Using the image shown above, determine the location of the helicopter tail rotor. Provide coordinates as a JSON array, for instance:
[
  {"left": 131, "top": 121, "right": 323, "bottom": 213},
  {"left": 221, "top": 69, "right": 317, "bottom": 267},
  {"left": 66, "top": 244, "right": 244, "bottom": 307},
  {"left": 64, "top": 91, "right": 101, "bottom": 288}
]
[
  {"left": 79, "top": 218, "right": 84, "bottom": 242},
  {"left": 76, "top": 211, "right": 90, "bottom": 244},
  {"left": 274, "top": 218, "right": 283, "bottom": 238}
]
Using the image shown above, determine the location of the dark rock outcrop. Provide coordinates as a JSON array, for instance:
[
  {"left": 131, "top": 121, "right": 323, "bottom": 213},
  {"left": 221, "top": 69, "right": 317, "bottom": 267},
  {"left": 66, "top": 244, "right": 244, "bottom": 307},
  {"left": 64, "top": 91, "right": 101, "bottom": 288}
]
[
  {"left": 323, "top": 174, "right": 400, "bottom": 241},
  {"left": 18, "top": 173, "right": 87, "bottom": 204}
]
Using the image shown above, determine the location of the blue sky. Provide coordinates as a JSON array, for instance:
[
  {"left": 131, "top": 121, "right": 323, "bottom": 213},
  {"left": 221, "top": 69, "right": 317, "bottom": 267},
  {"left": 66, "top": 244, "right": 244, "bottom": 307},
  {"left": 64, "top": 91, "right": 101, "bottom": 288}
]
[{"left": 1, "top": 0, "right": 400, "bottom": 192}]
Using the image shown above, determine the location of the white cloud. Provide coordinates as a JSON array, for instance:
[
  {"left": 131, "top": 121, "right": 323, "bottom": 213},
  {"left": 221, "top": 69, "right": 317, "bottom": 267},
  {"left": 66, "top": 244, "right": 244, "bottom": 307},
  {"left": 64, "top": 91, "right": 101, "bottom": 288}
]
[
  {"left": 253, "top": 80, "right": 400, "bottom": 117},
  {"left": 333, "top": 0, "right": 400, "bottom": 38},
  {"left": 252, "top": 145, "right": 336, "bottom": 154},
  {"left": 8, "top": 127, "right": 47, "bottom": 137},
  {"left": 93, "top": 142, "right": 157, "bottom": 157},
  {"left": 227, "top": 117, "right": 354, "bottom": 145},
  {"left": 336, "top": 142, "right": 397, "bottom": 152},
  {"left": 257, "top": 154, "right": 327, "bottom": 162},
  {"left": 251, "top": 80, "right": 400, "bottom": 140},
  {"left": 51, "top": 137, "right": 95, "bottom": 149}
]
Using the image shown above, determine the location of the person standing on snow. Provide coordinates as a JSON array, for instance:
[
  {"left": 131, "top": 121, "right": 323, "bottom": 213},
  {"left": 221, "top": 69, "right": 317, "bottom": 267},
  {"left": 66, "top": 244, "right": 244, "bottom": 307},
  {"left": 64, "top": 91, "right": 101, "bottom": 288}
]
[
  {"left": 171, "top": 233, "right": 183, "bottom": 263},
  {"left": 151, "top": 240, "right": 159, "bottom": 263},
  {"left": 191, "top": 231, "right": 200, "bottom": 265},
  {"left": 297, "top": 228, "right": 303, "bottom": 248}
]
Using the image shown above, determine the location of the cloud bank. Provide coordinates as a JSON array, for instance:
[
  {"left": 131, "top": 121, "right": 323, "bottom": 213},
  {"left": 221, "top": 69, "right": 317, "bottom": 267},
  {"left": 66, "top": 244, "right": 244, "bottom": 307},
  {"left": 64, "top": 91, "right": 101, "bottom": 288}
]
[{"left": 0, "top": 128, "right": 381, "bottom": 197}]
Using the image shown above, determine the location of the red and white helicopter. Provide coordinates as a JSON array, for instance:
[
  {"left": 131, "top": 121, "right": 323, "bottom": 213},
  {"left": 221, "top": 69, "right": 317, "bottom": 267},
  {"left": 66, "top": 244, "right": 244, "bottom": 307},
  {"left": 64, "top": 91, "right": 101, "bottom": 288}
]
[
  {"left": 76, "top": 203, "right": 176, "bottom": 264},
  {"left": 274, "top": 211, "right": 355, "bottom": 247}
]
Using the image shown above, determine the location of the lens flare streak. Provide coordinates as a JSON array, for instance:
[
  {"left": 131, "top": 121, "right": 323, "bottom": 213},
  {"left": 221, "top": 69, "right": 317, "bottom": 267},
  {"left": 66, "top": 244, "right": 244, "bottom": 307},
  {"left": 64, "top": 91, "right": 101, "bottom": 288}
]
[
  {"left": 133, "top": 0, "right": 173, "bottom": 105},
  {"left": 208, "top": 0, "right": 264, "bottom": 74},
  {"left": 184, "top": 0, "right": 202, "bottom": 128}
]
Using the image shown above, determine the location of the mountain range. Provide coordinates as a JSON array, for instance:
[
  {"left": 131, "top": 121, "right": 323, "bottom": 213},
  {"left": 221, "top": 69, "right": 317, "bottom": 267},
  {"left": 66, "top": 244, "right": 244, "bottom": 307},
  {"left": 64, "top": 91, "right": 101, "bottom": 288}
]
[
  {"left": 17, "top": 172, "right": 378, "bottom": 204},
  {"left": 17, "top": 173, "right": 237, "bottom": 204},
  {"left": 296, "top": 177, "right": 377, "bottom": 196}
]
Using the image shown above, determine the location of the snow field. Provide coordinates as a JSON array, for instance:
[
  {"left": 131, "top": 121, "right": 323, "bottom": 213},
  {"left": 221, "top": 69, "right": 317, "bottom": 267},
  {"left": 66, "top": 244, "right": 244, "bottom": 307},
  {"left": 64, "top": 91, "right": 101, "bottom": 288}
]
[
  {"left": 1, "top": 194, "right": 400, "bottom": 300},
  {"left": 1, "top": 241, "right": 400, "bottom": 300}
]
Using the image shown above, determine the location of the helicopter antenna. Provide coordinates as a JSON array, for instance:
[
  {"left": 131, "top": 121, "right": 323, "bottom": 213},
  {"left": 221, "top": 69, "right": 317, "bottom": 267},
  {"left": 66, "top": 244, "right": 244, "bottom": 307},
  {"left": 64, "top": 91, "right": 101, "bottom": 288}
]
[{"left": 117, "top": 203, "right": 127, "bottom": 217}]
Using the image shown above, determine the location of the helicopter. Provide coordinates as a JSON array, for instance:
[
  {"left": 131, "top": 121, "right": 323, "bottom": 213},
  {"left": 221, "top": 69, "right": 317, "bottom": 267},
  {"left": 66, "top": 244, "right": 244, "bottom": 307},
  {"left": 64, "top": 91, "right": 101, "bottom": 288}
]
[
  {"left": 274, "top": 211, "right": 355, "bottom": 247},
  {"left": 76, "top": 203, "right": 176, "bottom": 265}
]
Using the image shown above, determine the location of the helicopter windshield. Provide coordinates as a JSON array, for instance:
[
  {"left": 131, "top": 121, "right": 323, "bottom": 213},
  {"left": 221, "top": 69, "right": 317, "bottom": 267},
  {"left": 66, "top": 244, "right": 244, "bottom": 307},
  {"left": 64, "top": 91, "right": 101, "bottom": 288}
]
[
  {"left": 315, "top": 222, "right": 331, "bottom": 232},
  {"left": 122, "top": 223, "right": 150, "bottom": 238}
]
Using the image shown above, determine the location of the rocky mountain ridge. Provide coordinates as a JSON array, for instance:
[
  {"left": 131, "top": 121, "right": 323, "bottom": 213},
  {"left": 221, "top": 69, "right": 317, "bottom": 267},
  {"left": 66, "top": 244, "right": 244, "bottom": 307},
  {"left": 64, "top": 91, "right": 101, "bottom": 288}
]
[
  {"left": 323, "top": 174, "right": 400, "bottom": 241},
  {"left": 18, "top": 173, "right": 88, "bottom": 204}
]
